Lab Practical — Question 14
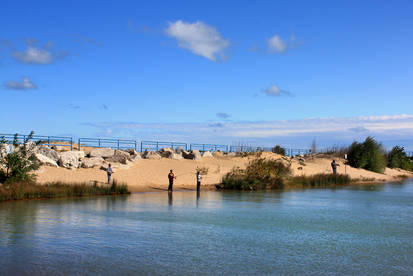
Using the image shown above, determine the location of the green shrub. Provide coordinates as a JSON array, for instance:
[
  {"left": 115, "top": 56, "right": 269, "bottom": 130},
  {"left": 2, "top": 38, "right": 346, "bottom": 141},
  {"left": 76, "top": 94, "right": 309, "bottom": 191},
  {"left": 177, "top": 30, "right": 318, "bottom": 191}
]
[
  {"left": 271, "top": 145, "right": 286, "bottom": 156},
  {"left": 219, "top": 158, "right": 291, "bottom": 190},
  {"left": 347, "top": 137, "right": 386, "bottom": 173},
  {"left": 387, "top": 146, "right": 412, "bottom": 171},
  {"left": 0, "top": 132, "right": 40, "bottom": 183}
]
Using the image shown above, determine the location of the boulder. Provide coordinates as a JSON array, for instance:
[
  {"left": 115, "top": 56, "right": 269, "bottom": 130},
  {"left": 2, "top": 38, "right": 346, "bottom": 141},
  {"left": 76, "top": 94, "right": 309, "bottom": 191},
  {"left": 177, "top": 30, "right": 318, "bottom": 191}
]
[
  {"left": 125, "top": 148, "right": 138, "bottom": 156},
  {"left": 58, "top": 151, "right": 85, "bottom": 169},
  {"left": 182, "top": 150, "right": 201, "bottom": 160},
  {"left": 160, "top": 148, "right": 174, "bottom": 158},
  {"left": 175, "top": 147, "right": 184, "bottom": 154},
  {"left": 37, "top": 146, "right": 59, "bottom": 162},
  {"left": 142, "top": 151, "right": 162, "bottom": 160},
  {"left": 227, "top": 152, "right": 236, "bottom": 157},
  {"left": 130, "top": 154, "right": 142, "bottom": 162},
  {"left": 213, "top": 151, "right": 224, "bottom": 157},
  {"left": 104, "top": 151, "right": 130, "bottom": 164},
  {"left": 89, "top": 148, "right": 115, "bottom": 158},
  {"left": 170, "top": 153, "right": 183, "bottom": 160},
  {"left": 34, "top": 153, "right": 58, "bottom": 167},
  {"left": 202, "top": 151, "right": 213, "bottom": 158},
  {"left": 81, "top": 157, "right": 104, "bottom": 168}
]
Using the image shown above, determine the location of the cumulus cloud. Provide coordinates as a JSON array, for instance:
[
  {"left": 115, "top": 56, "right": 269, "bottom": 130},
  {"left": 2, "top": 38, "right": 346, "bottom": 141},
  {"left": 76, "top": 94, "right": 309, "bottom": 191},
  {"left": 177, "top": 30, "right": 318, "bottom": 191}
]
[
  {"left": 82, "top": 114, "right": 413, "bottom": 150},
  {"left": 5, "top": 77, "right": 37, "bottom": 90},
  {"left": 216, "top": 112, "right": 231, "bottom": 119},
  {"left": 11, "top": 39, "right": 68, "bottom": 64},
  {"left": 267, "top": 34, "right": 286, "bottom": 53},
  {"left": 261, "top": 84, "right": 293, "bottom": 97},
  {"left": 165, "top": 20, "right": 230, "bottom": 61}
]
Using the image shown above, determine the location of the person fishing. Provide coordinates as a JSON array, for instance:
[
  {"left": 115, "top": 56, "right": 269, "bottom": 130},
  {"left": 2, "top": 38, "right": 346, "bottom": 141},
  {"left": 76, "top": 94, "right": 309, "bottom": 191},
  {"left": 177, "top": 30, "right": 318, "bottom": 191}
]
[
  {"left": 196, "top": 171, "right": 202, "bottom": 191},
  {"left": 107, "top": 163, "right": 114, "bottom": 183},
  {"left": 331, "top": 160, "right": 340, "bottom": 174},
  {"left": 168, "top": 169, "right": 175, "bottom": 192}
]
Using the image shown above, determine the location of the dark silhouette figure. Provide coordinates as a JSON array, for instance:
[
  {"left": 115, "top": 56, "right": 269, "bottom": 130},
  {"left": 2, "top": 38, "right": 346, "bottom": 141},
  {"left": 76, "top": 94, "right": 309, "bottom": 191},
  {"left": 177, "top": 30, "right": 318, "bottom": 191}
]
[
  {"left": 168, "top": 169, "right": 175, "bottom": 191},
  {"left": 196, "top": 171, "right": 202, "bottom": 191},
  {"left": 331, "top": 160, "right": 340, "bottom": 174}
]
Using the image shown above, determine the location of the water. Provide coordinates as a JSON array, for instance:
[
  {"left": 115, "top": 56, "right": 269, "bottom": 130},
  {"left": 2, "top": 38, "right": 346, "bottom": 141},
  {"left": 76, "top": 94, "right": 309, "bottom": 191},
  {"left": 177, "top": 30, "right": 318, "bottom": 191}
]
[{"left": 1, "top": 180, "right": 413, "bottom": 275}]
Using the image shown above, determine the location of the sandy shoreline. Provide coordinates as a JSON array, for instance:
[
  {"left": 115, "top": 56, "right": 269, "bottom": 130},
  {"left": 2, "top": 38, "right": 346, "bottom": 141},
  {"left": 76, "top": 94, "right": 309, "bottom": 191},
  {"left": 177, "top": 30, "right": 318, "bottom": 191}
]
[{"left": 36, "top": 153, "right": 413, "bottom": 192}]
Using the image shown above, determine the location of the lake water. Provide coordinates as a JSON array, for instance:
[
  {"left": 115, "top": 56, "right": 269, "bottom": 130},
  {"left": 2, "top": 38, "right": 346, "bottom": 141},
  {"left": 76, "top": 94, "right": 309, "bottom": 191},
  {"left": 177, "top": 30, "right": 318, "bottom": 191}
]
[{"left": 1, "top": 180, "right": 413, "bottom": 275}]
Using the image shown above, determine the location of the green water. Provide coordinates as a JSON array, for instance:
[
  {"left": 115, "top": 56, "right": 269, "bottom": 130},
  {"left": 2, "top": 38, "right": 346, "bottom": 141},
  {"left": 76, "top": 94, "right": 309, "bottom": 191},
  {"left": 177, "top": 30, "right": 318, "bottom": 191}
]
[{"left": 1, "top": 180, "right": 413, "bottom": 275}]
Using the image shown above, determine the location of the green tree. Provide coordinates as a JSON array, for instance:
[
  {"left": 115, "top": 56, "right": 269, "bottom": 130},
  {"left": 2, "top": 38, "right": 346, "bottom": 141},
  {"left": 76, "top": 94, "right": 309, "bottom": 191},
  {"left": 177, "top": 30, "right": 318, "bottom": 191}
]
[
  {"left": 271, "top": 145, "right": 286, "bottom": 156},
  {"left": 347, "top": 137, "right": 386, "bottom": 173},
  {"left": 387, "top": 146, "right": 413, "bottom": 171},
  {"left": 0, "top": 132, "right": 40, "bottom": 183}
]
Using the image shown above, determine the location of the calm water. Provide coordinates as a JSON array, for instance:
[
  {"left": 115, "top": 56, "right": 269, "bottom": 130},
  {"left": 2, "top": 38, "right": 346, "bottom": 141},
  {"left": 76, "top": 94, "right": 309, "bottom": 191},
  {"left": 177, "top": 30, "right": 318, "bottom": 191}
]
[{"left": 1, "top": 180, "right": 413, "bottom": 275}]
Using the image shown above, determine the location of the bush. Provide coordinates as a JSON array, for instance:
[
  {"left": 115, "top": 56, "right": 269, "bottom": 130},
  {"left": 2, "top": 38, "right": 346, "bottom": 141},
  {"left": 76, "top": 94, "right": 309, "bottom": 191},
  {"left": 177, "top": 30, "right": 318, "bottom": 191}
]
[
  {"left": 0, "top": 132, "right": 40, "bottom": 183},
  {"left": 387, "top": 146, "right": 413, "bottom": 171},
  {"left": 271, "top": 145, "right": 286, "bottom": 156},
  {"left": 347, "top": 137, "right": 386, "bottom": 173},
  {"left": 219, "top": 158, "right": 291, "bottom": 190}
]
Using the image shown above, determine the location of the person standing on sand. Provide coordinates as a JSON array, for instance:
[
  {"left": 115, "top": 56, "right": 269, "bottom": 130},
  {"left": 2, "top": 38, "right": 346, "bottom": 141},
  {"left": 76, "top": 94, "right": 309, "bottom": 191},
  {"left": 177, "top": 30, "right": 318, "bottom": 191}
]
[
  {"left": 196, "top": 171, "right": 202, "bottom": 191},
  {"left": 331, "top": 160, "right": 340, "bottom": 174},
  {"left": 107, "top": 163, "right": 114, "bottom": 183},
  {"left": 168, "top": 169, "right": 175, "bottom": 191}
]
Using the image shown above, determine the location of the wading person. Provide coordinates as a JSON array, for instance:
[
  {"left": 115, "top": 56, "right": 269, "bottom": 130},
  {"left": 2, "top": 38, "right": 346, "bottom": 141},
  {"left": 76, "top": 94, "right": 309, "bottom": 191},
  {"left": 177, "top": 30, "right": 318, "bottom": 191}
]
[
  {"left": 196, "top": 171, "right": 202, "bottom": 191},
  {"left": 168, "top": 169, "right": 175, "bottom": 192},
  {"left": 107, "top": 163, "right": 114, "bottom": 183},
  {"left": 331, "top": 160, "right": 340, "bottom": 174}
]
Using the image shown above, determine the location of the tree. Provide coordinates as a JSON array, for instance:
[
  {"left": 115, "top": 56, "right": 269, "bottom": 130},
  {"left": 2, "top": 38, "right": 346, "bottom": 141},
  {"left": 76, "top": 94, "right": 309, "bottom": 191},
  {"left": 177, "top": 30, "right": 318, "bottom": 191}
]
[
  {"left": 0, "top": 132, "right": 40, "bottom": 183},
  {"left": 272, "top": 145, "right": 286, "bottom": 156},
  {"left": 347, "top": 137, "right": 386, "bottom": 173},
  {"left": 387, "top": 146, "right": 412, "bottom": 171}
]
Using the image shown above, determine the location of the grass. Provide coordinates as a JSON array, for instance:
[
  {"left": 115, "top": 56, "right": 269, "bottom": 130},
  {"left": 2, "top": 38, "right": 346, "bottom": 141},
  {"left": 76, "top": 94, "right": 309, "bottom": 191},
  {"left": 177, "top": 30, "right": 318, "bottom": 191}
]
[
  {"left": 287, "top": 174, "right": 351, "bottom": 188},
  {"left": 0, "top": 180, "right": 130, "bottom": 202}
]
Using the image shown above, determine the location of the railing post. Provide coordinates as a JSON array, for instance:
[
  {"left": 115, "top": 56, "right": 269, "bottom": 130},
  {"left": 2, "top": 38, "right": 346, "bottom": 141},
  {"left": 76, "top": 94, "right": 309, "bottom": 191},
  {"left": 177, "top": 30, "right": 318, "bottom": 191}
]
[
  {"left": 48, "top": 136, "right": 50, "bottom": 147},
  {"left": 78, "top": 138, "right": 81, "bottom": 151},
  {"left": 135, "top": 141, "right": 137, "bottom": 151},
  {"left": 70, "top": 138, "right": 73, "bottom": 151},
  {"left": 156, "top": 141, "right": 159, "bottom": 151},
  {"left": 203, "top": 144, "right": 205, "bottom": 152},
  {"left": 117, "top": 140, "right": 120, "bottom": 150},
  {"left": 140, "top": 141, "right": 143, "bottom": 152},
  {"left": 98, "top": 139, "right": 101, "bottom": 148},
  {"left": 171, "top": 142, "right": 174, "bottom": 150}
]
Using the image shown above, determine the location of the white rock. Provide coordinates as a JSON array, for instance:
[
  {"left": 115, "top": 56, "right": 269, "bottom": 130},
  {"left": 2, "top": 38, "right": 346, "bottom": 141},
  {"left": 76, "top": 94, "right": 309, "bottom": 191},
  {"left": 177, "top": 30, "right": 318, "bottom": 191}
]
[
  {"left": 81, "top": 157, "right": 104, "bottom": 168},
  {"left": 142, "top": 151, "right": 161, "bottom": 160},
  {"left": 37, "top": 146, "right": 59, "bottom": 161},
  {"left": 202, "top": 151, "right": 213, "bottom": 158},
  {"left": 58, "top": 151, "right": 85, "bottom": 169},
  {"left": 89, "top": 148, "right": 115, "bottom": 158},
  {"left": 34, "top": 153, "right": 58, "bottom": 167}
]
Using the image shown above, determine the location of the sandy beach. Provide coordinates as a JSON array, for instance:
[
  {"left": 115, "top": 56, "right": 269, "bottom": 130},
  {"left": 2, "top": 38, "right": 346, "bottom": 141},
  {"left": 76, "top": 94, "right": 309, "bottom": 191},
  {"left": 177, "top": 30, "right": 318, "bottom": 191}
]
[{"left": 36, "top": 152, "right": 413, "bottom": 192}]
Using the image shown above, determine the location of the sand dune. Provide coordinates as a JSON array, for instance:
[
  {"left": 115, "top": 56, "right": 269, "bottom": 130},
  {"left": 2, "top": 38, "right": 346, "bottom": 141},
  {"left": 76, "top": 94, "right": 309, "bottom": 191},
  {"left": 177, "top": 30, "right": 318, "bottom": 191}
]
[{"left": 36, "top": 153, "right": 413, "bottom": 192}]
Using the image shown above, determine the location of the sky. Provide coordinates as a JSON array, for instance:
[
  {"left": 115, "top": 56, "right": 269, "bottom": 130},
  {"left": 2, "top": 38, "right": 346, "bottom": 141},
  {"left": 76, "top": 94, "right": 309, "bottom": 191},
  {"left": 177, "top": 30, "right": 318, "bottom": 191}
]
[{"left": 1, "top": 0, "right": 413, "bottom": 150}]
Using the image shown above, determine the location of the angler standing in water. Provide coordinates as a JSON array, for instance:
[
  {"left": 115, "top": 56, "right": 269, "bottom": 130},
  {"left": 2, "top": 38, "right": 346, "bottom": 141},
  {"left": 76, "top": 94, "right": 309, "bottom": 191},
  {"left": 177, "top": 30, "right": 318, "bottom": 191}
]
[{"left": 168, "top": 169, "right": 175, "bottom": 192}]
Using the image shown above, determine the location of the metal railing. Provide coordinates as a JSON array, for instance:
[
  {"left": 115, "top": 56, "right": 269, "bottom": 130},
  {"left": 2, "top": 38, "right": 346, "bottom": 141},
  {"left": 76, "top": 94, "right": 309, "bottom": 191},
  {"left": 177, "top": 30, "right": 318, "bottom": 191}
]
[
  {"left": 140, "top": 141, "right": 188, "bottom": 152},
  {"left": 78, "top": 138, "right": 138, "bottom": 151},
  {"left": 190, "top": 143, "right": 228, "bottom": 152},
  {"left": 0, "top": 133, "right": 73, "bottom": 150}
]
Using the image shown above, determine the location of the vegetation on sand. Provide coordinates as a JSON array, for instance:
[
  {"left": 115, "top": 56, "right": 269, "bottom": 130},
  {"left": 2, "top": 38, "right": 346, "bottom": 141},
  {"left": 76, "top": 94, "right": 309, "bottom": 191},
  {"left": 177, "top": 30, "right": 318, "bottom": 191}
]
[{"left": 347, "top": 137, "right": 386, "bottom": 173}]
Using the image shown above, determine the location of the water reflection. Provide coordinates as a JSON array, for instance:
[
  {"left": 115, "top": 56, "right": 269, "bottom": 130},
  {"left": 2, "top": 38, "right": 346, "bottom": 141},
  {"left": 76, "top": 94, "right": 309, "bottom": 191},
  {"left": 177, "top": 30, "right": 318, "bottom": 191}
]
[{"left": 168, "top": 191, "right": 173, "bottom": 208}]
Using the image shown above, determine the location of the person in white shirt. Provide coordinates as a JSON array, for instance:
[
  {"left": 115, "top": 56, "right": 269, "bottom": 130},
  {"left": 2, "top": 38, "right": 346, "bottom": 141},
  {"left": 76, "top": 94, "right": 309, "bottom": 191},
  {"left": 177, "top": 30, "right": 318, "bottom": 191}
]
[
  {"left": 107, "top": 163, "right": 114, "bottom": 183},
  {"left": 196, "top": 171, "right": 202, "bottom": 191}
]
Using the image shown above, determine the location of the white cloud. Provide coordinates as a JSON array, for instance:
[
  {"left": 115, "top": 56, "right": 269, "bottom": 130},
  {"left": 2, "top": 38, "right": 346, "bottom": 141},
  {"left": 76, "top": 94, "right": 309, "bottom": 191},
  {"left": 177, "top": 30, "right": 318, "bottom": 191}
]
[
  {"left": 262, "top": 84, "right": 293, "bottom": 97},
  {"left": 12, "top": 46, "right": 53, "bottom": 64},
  {"left": 83, "top": 114, "right": 413, "bottom": 150},
  {"left": 267, "top": 34, "right": 286, "bottom": 53},
  {"left": 5, "top": 77, "right": 37, "bottom": 90},
  {"left": 165, "top": 20, "right": 230, "bottom": 61}
]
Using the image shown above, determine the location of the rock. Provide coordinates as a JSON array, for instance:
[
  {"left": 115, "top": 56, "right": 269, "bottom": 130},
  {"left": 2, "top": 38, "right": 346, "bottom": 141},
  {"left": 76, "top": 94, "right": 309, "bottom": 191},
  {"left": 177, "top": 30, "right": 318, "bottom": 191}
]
[
  {"left": 130, "top": 154, "right": 142, "bottom": 162},
  {"left": 104, "top": 151, "right": 130, "bottom": 164},
  {"left": 298, "top": 166, "right": 303, "bottom": 170},
  {"left": 227, "top": 152, "right": 236, "bottom": 157},
  {"left": 142, "top": 151, "right": 162, "bottom": 160},
  {"left": 212, "top": 151, "right": 224, "bottom": 157},
  {"left": 192, "top": 150, "right": 202, "bottom": 160},
  {"left": 58, "top": 151, "right": 85, "bottom": 169},
  {"left": 170, "top": 153, "right": 183, "bottom": 160},
  {"left": 34, "top": 153, "right": 58, "bottom": 167},
  {"left": 37, "top": 146, "right": 59, "bottom": 162},
  {"left": 160, "top": 148, "right": 174, "bottom": 158},
  {"left": 175, "top": 147, "right": 184, "bottom": 154},
  {"left": 125, "top": 148, "right": 138, "bottom": 156},
  {"left": 89, "top": 148, "right": 115, "bottom": 158},
  {"left": 81, "top": 157, "right": 104, "bottom": 168},
  {"left": 202, "top": 151, "right": 213, "bottom": 158},
  {"left": 182, "top": 150, "right": 201, "bottom": 160}
]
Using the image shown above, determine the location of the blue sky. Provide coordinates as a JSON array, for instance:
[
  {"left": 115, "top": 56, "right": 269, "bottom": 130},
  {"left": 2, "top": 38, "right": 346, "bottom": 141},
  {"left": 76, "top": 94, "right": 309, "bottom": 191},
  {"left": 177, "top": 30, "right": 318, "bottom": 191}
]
[{"left": 1, "top": 0, "right": 413, "bottom": 150}]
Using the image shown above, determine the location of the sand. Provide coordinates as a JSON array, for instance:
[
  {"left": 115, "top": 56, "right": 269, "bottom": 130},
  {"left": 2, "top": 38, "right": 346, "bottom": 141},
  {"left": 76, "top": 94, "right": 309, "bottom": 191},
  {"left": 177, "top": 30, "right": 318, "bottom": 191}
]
[{"left": 36, "top": 153, "right": 413, "bottom": 192}]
